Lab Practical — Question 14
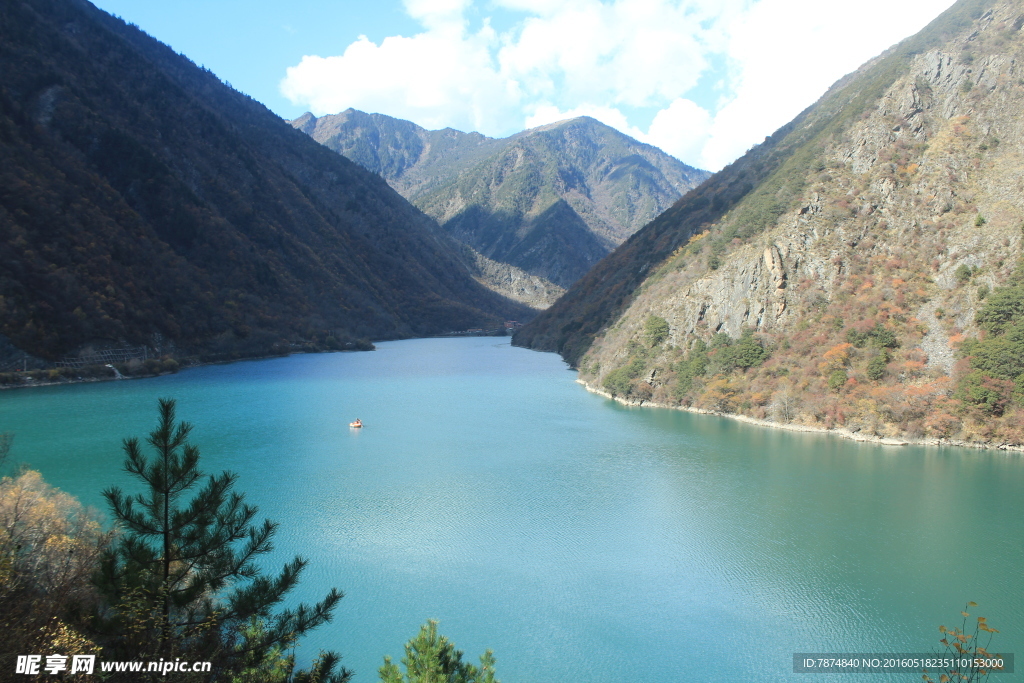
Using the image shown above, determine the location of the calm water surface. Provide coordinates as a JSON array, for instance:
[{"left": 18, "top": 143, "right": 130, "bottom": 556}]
[{"left": 1, "top": 338, "right": 1021, "bottom": 682}]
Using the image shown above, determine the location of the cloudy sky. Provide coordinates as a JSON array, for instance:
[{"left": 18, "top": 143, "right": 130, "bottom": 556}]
[{"left": 92, "top": 0, "right": 955, "bottom": 171}]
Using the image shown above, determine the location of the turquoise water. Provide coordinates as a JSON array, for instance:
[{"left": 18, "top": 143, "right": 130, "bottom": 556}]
[{"left": 1, "top": 337, "right": 1021, "bottom": 682}]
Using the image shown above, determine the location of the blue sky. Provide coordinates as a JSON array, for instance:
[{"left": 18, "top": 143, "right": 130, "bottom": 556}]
[{"left": 91, "top": 0, "right": 956, "bottom": 171}]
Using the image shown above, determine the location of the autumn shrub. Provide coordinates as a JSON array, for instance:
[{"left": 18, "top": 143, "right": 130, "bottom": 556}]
[
  {"left": 697, "top": 378, "right": 739, "bottom": 412},
  {"left": 922, "top": 602, "right": 1002, "bottom": 683},
  {"left": 0, "top": 470, "right": 110, "bottom": 665},
  {"left": 820, "top": 343, "right": 854, "bottom": 374},
  {"left": 631, "top": 382, "right": 655, "bottom": 402},
  {"left": 923, "top": 402, "right": 962, "bottom": 438}
]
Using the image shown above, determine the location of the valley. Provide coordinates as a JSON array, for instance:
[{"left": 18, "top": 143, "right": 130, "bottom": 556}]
[{"left": 293, "top": 110, "right": 709, "bottom": 297}]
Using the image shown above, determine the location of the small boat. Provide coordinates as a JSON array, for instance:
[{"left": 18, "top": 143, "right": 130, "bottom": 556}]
[{"left": 349, "top": 419, "right": 363, "bottom": 428}]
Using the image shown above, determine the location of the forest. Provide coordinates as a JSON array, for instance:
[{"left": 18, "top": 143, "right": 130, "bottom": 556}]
[{"left": 0, "top": 0, "right": 528, "bottom": 369}]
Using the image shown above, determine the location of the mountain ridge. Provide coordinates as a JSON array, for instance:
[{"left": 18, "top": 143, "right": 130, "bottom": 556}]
[{"left": 291, "top": 110, "right": 710, "bottom": 291}]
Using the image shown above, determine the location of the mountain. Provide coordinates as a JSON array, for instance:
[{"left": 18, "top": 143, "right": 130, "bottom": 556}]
[
  {"left": 0, "top": 0, "right": 531, "bottom": 366},
  {"left": 516, "top": 0, "right": 1024, "bottom": 447},
  {"left": 292, "top": 111, "right": 710, "bottom": 290}
]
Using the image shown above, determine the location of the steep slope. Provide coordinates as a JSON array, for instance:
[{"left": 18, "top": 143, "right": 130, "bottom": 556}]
[
  {"left": 0, "top": 0, "right": 529, "bottom": 365},
  {"left": 293, "top": 111, "right": 710, "bottom": 289},
  {"left": 517, "top": 0, "right": 1024, "bottom": 447}
]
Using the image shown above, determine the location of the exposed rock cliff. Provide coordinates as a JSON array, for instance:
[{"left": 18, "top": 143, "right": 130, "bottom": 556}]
[{"left": 518, "top": 0, "right": 1024, "bottom": 447}]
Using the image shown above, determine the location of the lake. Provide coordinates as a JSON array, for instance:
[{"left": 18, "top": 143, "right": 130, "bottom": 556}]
[{"left": 1, "top": 337, "right": 1020, "bottom": 682}]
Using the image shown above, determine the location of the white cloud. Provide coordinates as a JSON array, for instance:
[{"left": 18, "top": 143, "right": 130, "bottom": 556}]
[
  {"left": 280, "top": 24, "right": 520, "bottom": 134},
  {"left": 696, "top": 0, "right": 957, "bottom": 169},
  {"left": 496, "top": 0, "right": 718, "bottom": 109},
  {"left": 646, "top": 98, "right": 713, "bottom": 167},
  {"left": 281, "top": 0, "right": 958, "bottom": 171},
  {"left": 281, "top": 0, "right": 729, "bottom": 141},
  {"left": 404, "top": 0, "right": 472, "bottom": 29}
]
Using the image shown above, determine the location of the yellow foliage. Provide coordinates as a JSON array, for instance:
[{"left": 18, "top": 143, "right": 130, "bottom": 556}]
[
  {"left": 819, "top": 343, "right": 854, "bottom": 373},
  {"left": 0, "top": 470, "right": 109, "bottom": 658},
  {"left": 687, "top": 230, "right": 710, "bottom": 246}
]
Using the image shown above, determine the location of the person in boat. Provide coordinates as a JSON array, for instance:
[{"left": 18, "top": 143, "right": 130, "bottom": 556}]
[{"left": 351, "top": 419, "right": 362, "bottom": 427}]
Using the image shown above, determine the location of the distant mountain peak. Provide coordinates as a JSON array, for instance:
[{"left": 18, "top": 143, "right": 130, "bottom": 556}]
[{"left": 292, "top": 109, "right": 711, "bottom": 293}]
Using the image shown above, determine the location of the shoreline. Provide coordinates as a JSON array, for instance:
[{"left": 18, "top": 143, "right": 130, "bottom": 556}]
[
  {"left": 0, "top": 350, "right": 304, "bottom": 391},
  {"left": 0, "top": 335, "right": 514, "bottom": 391},
  {"left": 1, "top": 333, "right": 517, "bottom": 392},
  {"left": 575, "top": 379, "right": 1024, "bottom": 454}
]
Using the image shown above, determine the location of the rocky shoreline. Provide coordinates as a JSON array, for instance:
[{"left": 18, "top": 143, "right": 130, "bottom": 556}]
[{"left": 576, "top": 379, "right": 1024, "bottom": 454}]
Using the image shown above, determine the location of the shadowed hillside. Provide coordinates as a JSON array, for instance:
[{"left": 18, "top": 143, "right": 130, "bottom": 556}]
[{"left": 0, "top": 0, "right": 530, "bottom": 366}]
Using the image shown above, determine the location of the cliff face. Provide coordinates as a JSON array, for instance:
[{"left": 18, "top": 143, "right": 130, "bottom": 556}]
[
  {"left": 293, "top": 112, "right": 710, "bottom": 291},
  {"left": 518, "top": 0, "right": 1024, "bottom": 447},
  {"left": 0, "top": 0, "right": 530, "bottom": 364}
]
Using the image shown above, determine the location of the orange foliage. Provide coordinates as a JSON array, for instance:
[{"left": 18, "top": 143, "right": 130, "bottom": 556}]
[
  {"left": 820, "top": 343, "right": 854, "bottom": 373},
  {"left": 697, "top": 378, "right": 739, "bottom": 412},
  {"left": 898, "top": 359, "right": 927, "bottom": 377}
]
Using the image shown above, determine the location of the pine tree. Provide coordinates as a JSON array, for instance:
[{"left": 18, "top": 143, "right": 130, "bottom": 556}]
[
  {"left": 379, "top": 620, "right": 498, "bottom": 683},
  {"left": 96, "top": 398, "right": 349, "bottom": 681}
]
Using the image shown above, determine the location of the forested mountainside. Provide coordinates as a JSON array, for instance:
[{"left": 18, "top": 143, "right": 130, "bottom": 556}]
[
  {"left": 292, "top": 111, "right": 710, "bottom": 291},
  {"left": 516, "top": 0, "right": 1024, "bottom": 447},
  {"left": 0, "top": 0, "right": 530, "bottom": 367}
]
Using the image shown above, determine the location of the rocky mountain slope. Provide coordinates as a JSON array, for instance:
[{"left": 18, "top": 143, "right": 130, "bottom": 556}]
[
  {"left": 0, "top": 0, "right": 530, "bottom": 366},
  {"left": 292, "top": 111, "right": 710, "bottom": 292},
  {"left": 516, "top": 0, "right": 1024, "bottom": 448}
]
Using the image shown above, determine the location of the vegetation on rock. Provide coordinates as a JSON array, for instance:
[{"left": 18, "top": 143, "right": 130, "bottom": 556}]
[{"left": 519, "top": 0, "right": 1024, "bottom": 447}]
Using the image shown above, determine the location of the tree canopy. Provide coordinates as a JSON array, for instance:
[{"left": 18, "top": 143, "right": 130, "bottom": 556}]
[{"left": 95, "top": 398, "right": 349, "bottom": 681}]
